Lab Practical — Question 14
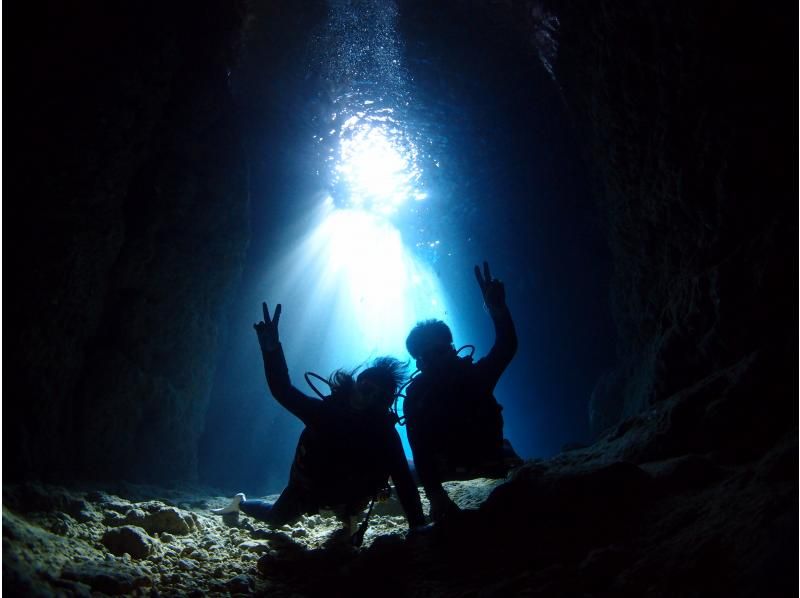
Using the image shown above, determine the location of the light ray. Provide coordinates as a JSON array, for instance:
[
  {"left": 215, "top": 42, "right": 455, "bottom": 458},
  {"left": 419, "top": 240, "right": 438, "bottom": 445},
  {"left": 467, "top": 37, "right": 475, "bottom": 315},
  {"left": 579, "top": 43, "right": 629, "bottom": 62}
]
[{"left": 260, "top": 203, "right": 456, "bottom": 454}]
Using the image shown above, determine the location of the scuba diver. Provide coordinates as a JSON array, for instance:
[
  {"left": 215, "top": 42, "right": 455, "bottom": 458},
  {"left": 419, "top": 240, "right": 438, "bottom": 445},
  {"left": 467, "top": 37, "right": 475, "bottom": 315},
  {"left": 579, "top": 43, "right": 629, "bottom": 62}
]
[
  {"left": 403, "top": 261, "right": 523, "bottom": 522},
  {"left": 212, "top": 302, "right": 425, "bottom": 544}
]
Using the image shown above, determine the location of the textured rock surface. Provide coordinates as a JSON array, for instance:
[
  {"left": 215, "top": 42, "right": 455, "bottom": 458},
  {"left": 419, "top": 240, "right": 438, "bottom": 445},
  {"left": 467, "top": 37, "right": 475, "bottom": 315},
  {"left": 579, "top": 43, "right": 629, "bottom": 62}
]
[
  {"left": 547, "top": 0, "right": 796, "bottom": 437},
  {"left": 6, "top": 0, "right": 250, "bottom": 483},
  {"left": 2, "top": 479, "right": 489, "bottom": 596},
  {"left": 101, "top": 526, "right": 157, "bottom": 559},
  {"left": 4, "top": 439, "right": 794, "bottom": 597},
  {"left": 61, "top": 560, "right": 152, "bottom": 596},
  {"left": 119, "top": 503, "right": 197, "bottom": 536}
]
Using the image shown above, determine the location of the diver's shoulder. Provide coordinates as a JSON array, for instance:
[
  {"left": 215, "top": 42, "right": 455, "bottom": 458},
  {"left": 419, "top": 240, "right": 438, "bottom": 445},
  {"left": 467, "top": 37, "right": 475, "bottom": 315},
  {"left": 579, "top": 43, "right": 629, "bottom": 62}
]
[{"left": 405, "top": 372, "right": 430, "bottom": 395}]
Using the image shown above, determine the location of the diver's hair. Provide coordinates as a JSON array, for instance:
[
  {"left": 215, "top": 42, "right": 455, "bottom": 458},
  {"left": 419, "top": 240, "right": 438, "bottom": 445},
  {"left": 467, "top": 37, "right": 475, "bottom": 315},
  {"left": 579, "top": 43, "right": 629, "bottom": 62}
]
[
  {"left": 359, "top": 356, "right": 408, "bottom": 396},
  {"left": 328, "top": 368, "right": 357, "bottom": 398},
  {"left": 405, "top": 319, "right": 453, "bottom": 359},
  {"left": 327, "top": 357, "right": 407, "bottom": 401}
]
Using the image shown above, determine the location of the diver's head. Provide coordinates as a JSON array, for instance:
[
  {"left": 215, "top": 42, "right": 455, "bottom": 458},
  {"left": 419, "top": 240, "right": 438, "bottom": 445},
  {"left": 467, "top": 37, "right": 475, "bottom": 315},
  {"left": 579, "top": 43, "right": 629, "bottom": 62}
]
[
  {"left": 406, "top": 319, "right": 456, "bottom": 372},
  {"left": 351, "top": 356, "right": 407, "bottom": 412}
]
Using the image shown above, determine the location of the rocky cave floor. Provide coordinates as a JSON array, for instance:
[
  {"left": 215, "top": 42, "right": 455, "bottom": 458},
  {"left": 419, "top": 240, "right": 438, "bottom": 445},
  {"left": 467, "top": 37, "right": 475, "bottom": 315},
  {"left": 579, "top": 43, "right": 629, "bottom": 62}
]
[
  {"left": 3, "top": 475, "right": 506, "bottom": 597},
  {"left": 4, "top": 424, "right": 797, "bottom": 597}
]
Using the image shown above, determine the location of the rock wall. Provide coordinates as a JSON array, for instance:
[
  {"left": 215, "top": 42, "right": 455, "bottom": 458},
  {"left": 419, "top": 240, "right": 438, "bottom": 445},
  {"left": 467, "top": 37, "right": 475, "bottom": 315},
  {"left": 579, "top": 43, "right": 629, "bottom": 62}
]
[
  {"left": 6, "top": 0, "right": 250, "bottom": 483},
  {"left": 550, "top": 2, "right": 797, "bottom": 441},
  {"left": 436, "top": 0, "right": 797, "bottom": 444}
]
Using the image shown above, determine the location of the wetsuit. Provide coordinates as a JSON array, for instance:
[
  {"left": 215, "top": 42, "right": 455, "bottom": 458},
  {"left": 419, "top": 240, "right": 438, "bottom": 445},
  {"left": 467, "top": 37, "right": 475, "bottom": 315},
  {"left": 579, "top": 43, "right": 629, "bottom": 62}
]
[
  {"left": 241, "top": 343, "right": 425, "bottom": 528},
  {"left": 404, "top": 304, "right": 518, "bottom": 505}
]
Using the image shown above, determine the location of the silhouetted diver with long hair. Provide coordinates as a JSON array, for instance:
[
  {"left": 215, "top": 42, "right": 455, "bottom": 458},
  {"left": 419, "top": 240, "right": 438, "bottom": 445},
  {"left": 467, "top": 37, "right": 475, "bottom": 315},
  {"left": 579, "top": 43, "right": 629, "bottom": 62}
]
[{"left": 212, "top": 302, "right": 425, "bottom": 544}]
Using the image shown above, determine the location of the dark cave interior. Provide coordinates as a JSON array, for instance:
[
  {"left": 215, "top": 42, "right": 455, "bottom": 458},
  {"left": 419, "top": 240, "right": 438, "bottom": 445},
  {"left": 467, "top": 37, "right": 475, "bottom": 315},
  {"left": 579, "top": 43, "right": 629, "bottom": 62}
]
[{"left": 3, "top": 1, "right": 798, "bottom": 596}]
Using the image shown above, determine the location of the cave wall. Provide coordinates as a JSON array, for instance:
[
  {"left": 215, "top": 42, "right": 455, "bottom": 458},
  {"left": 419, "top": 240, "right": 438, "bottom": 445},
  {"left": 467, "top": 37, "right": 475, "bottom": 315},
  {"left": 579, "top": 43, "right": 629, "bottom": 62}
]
[
  {"left": 6, "top": 0, "right": 251, "bottom": 483},
  {"left": 440, "top": 0, "right": 797, "bottom": 446},
  {"left": 551, "top": 2, "right": 797, "bottom": 441}
]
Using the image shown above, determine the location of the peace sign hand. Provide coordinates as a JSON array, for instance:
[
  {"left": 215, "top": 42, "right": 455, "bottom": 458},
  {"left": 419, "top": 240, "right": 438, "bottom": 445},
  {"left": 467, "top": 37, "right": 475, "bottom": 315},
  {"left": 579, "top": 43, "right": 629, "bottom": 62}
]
[
  {"left": 474, "top": 261, "right": 506, "bottom": 314},
  {"left": 254, "top": 302, "right": 281, "bottom": 353}
]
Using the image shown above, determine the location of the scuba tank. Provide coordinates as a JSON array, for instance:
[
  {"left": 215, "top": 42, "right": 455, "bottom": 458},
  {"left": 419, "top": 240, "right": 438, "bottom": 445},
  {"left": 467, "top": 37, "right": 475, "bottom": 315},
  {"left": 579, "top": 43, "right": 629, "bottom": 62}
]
[{"left": 395, "top": 344, "right": 476, "bottom": 426}]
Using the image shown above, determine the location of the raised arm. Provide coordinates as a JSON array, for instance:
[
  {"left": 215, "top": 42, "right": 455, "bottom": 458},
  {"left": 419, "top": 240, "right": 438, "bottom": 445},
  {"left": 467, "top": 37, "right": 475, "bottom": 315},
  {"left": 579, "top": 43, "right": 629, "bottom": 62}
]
[
  {"left": 474, "top": 262, "right": 518, "bottom": 388},
  {"left": 254, "top": 302, "right": 323, "bottom": 426}
]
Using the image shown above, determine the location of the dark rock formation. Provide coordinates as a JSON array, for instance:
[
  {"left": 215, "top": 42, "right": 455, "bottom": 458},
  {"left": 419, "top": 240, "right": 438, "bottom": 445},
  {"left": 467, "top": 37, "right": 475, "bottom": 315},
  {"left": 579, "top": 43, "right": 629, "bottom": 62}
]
[
  {"left": 101, "top": 525, "right": 156, "bottom": 559},
  {"left": 424, "top": 0, "right": 797, "bottom": 441},
  {"left": 2, "top": 438, "right": 795, "bottom": 595},
  {"left": 546, "top": 0, "right": 797, "bottom": 438},
  {"left": 116, "top": 502, "right": 197, "bottom": 536},
  {"left": 243, "top": 434, "right": 795, "bottom": 597},
  {"left": 61, "top": 560, "right": 152, "bottom": 595},
  {"left": 5, "top": 0, "right": 251, "bottom": 484}
]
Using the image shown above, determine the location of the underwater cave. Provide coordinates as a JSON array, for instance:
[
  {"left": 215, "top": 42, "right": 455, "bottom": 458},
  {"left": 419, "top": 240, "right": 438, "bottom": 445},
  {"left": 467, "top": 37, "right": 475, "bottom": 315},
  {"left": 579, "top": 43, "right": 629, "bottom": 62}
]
[{"left": 3, "top": 0, "right": 797, "bottom": 596}]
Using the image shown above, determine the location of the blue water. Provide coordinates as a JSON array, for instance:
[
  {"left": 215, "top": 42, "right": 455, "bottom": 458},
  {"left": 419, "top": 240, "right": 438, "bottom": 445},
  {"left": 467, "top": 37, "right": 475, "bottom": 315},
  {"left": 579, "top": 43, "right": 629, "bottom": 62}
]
[{"left": 199, "top": 0, "right": 615, "bottom": 494}]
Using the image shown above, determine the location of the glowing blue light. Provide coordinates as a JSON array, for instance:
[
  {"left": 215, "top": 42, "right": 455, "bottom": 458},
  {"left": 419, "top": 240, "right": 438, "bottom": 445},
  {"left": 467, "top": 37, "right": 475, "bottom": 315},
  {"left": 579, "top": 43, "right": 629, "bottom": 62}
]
[
  {"left": 331, "top": 111, "right": 423, "bottom": 215},
  {"left": 289, "top": 206, "right": 447, "bottom": 353},
  {"left": 262, "top": 203, "right": 456, "bottom": 455}
]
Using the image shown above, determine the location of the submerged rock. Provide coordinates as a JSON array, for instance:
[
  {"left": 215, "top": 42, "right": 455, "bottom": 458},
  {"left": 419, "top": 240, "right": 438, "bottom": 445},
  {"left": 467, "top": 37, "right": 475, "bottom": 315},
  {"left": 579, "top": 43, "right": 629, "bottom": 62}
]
[
  {"left": 3, "top": 483, "right": 94, "bottom": 519},
  {"left": 61, "top": 560, "right": 151, "bottom": 595},
  {"left": 101, "top": 525, "right": 157, "bottom": 559},
  {"left": 51, "top": 578, "right": 94, "bottom": 598},
  {"left": 177, "top": 558, "right": 196, "bottom": 571},
  {"left": 226, "top": 573, "right": 255, "bottom": 593},
  {"left": 120, "top": 503, "right": 196, "bottom": 535},
  {"left": 3, "top": 464, "right": 795, "bottom": 597},
  {"left": 239, "top": 540, "right": 271, "bottom": 554}
]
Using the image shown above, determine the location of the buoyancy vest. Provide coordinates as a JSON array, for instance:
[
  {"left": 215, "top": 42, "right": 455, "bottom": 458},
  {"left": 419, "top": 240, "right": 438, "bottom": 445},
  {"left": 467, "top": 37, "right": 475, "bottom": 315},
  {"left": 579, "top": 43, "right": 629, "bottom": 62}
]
[
  {"left": 289, "top": 398, "right": 395, "bottom": 508},
  {"left": 404, "top": 355, "right": 504, "bottom": 470}
]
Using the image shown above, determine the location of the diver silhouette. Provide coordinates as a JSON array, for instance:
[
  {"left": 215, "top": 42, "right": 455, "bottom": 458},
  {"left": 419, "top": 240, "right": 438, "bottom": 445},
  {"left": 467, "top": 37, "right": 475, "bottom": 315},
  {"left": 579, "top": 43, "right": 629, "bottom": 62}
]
[
  {"left": 404, "top": 261, "right": 523, "bottom": 522},
  {"left": 212, "top": 302, "right": 425, "bottom": 544}
]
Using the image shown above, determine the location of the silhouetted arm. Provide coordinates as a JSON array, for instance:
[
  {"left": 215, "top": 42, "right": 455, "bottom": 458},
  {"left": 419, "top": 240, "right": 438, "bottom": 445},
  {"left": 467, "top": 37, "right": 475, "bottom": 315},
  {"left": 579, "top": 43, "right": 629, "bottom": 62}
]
[
  {"left": 475, "top": 262, "right": 518, "bottom": 389},
  {"left": 480, "top": 301, "right": 518, "bottom": 389},
  {"left": 261, "top": 343, "right": 324, "bottom": 426},
  {"left": 254, "top": 302, "right": 323, "bottom": 426},
  {"left": 386, "top": 427, "right": 425, "bottom": 528}
]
